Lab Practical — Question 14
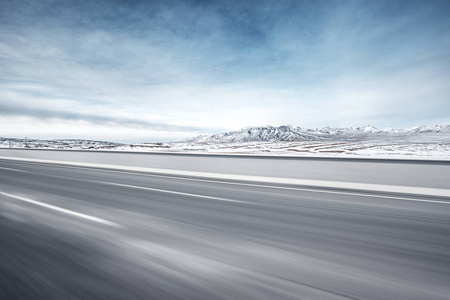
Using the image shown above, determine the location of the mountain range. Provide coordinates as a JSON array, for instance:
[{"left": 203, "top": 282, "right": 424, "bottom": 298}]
[{"left": 180, "top": 125, "right": 450, "bottom": 143}]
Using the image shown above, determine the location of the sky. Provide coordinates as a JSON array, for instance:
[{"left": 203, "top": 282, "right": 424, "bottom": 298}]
[{"left": 1, "top": 0, "right": 449, "bottom": 142}]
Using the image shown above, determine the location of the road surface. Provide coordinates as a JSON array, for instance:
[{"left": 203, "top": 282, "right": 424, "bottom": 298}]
[
  {"left": 1, "top": 148, "right": 450, "bottom": 189},
  {"left": 1, "top": 155, "right": 450, "bottom": 299}
]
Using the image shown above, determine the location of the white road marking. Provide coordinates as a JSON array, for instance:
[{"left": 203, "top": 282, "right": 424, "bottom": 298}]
[
  {"left": 98, "top": 181, "right": 247, "bottom": 204},
  {"left": 268, "top": 186, "right": 450, "bottom": 204},
  {"left": 98, "top": 179, "right": 450, "bottom": 205},
  {"left": 0, "top": 191, "right": 121, "bottom": 227},
  {"left": 2, "top": 156, "right": 450, "bottom": 201},
  {"left": 0, "top": 166, "right": 27, "bottom": 172}
]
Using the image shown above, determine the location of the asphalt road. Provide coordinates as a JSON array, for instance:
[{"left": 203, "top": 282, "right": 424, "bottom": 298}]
[
  {"left": 1, "top": 148, "right": 450, "bottom": 189},
  {"left": 1, "top": 158, "right": 450, "bottom": 299}
]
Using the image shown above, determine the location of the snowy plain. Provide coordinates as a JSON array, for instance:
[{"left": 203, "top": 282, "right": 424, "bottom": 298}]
[{"left": 1, "top": 125, "right": 449, "bottom": 159}]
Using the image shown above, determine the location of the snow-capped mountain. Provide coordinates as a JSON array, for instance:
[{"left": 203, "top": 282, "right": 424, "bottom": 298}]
[{"left": 181, "top": 125, "right": 450, "bottom": 143}]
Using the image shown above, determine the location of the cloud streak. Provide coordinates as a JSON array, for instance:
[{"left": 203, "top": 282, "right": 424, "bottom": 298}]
[{"left": 0, "top": 101, "right": 218, "bottom": 133}]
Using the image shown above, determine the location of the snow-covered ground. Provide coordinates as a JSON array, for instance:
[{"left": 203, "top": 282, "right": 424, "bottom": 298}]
[
  {"left": 161, "top": 141, "right": 450, "bottom": 158},
  {"left": 2, "top": 124, "right": 449, "bottom": 158},
  {"left": 0, "top": 138, "right": 124, "bottom": 150},
  {"left": 1, "top": 138, "right": 449, "bottom": 158}
]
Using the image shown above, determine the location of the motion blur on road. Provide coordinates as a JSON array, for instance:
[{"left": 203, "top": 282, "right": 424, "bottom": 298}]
[{"left": 1, "top": 150, "right": 450, "bottom": 300}]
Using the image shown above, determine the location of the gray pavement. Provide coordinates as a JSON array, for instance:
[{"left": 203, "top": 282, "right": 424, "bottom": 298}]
[{"left": 1, "top": 157, "right": 450, "bottom": 299}]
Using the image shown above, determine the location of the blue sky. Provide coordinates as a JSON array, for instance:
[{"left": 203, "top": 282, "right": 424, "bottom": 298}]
[{"left": 1, "top": 0, "right": 449, "bottom": 142}]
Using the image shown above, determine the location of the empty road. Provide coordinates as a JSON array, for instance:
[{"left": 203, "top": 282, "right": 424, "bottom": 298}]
[{"left": 1, "top": 155, "right": 450, "bottom": 299}]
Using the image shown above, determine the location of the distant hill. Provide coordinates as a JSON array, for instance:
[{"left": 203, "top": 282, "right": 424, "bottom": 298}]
[{"left": 0, "top": 137, "right": 124, "bottom": 149}]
